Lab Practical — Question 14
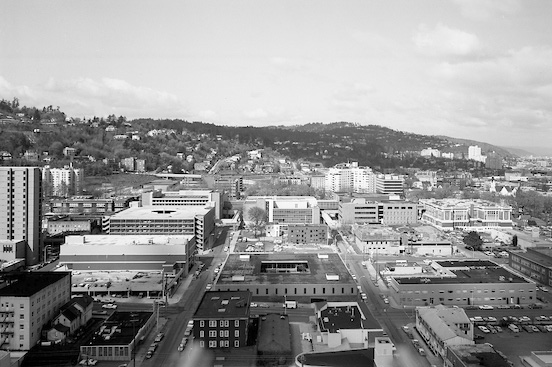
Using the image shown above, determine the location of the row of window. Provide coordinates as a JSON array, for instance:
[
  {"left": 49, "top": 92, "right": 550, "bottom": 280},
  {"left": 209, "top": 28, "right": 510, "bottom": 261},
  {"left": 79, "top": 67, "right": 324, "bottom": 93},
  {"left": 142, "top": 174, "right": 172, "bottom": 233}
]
[
  {"left": 199, "top": 340, "right": 239, "bottom": 348},
  {"left": 199, "top": 320, "right": 240, "bottom": 328},
  {"left": 199, "top": 330, "right": 239, "bottom": 338}
]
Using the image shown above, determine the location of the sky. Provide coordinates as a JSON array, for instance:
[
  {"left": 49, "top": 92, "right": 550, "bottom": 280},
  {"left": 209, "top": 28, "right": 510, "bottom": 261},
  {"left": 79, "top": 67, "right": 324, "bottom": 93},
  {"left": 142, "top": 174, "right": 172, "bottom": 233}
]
[{"left": 1, "top": 0, "right": 552, "bottom": 151}]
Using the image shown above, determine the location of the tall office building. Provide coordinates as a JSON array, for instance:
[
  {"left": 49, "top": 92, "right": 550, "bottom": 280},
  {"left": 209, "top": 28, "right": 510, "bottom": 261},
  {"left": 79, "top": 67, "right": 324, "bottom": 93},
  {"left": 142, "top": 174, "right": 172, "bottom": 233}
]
[{"left": 0, "top": 167, "right": 42, "bottom": 265}]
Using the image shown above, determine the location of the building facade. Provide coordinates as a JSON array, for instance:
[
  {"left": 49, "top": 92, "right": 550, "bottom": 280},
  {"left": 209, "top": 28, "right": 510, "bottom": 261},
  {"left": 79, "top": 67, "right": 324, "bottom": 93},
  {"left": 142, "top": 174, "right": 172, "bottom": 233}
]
[
  {"left": 193, "top": 291, "right": 251, "bottom": 349},
  {"left": 286, "top": 224, "right": 328, "bottom": 245},
  {"left": 0, "top": 272, "right": 71, "bottom": 351},
  {"left": 243, "top": 196, "right": 321, "bottom": 225},
  {"left": 509, "top": 247, "right": 552, "bottom": 287},
  {"left": 42, "top": 166, "right": 84, "bottom": 197},
  {"left": 141, "top": 190, "right": 222, "bottom": 220},
  {"left": 105, "top": 206, "right": 215, "bottom": 250},
  {"left": 420, "top": 199, "right": 512, "bottom": 231},
  {"left": 415, "top": 305, "right": 474, "bottom": 359},
  {"left": 0, "top": 167, "right": 42, "bottom": 265},
  {"left": 324, "top": 162, "right": 376, "bottom": 194},
  {"left": 375, "top": 174, "right": 404, "bottom": 195}
]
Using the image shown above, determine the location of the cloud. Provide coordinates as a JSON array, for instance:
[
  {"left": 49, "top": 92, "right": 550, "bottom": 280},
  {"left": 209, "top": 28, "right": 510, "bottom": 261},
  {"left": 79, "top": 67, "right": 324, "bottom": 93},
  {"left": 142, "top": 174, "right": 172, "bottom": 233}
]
[
  {"left": 429, "top": 46, "right": 552, "bottom": 137},
  {"left": 0, "top": 76, "right": 186, "bottom": 118},
  {"left": 451, "top": 0, "right": 521, "bottom": 21},
  {"left": 413, "top": 23, "right": 481, "bottom": 56},
  {"left": 243, "top": 108, "right": 268, "bottom": 119},
  {"left": 198, "top": 110, "right": 218, "bottom": 121},
  {"left": 331, "top": 83, "right": 375, "bottom": 110}
]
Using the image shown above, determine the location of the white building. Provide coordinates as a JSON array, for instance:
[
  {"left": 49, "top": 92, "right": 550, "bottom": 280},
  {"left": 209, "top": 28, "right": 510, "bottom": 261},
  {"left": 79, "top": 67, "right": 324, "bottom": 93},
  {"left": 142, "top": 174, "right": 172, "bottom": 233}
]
[
  {"left": 0, "top": 167, "right": 42, "bottom": 265},
  {"left": 0, "top": 272, "right": 71, "bottom": 351},
  {"left": 468, "top": 145, "right": 486, "bottom": 163},
  {"left": 416, "top": 305, "right": 474, "bottom": 359},
  {"left": 420, "top": 148, "right": 441, "bottom": 158},
  {"left": 324, "top": 162, "right": 376, "bottom": 193},
  {"left": 42, "top": 166, "right": 84, "bottom": 197}
]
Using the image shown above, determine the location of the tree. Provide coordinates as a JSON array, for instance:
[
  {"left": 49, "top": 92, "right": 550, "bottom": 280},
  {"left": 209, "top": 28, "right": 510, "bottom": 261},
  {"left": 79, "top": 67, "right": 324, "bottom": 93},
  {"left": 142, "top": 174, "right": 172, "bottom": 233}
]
[
  {"left": 511, "top": 234, "right": 518, "bottom": 247},
  {"left": 463, "top": 231, "right": 483, "bottom": 251},
  {"left": 247, "top": 206, "right": 266, "bottom": 238}
]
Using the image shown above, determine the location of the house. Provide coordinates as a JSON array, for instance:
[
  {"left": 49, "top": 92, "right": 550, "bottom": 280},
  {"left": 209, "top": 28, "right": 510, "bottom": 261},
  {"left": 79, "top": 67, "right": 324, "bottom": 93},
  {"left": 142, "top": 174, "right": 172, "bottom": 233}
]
[
  {"left": 45, "top": 323, "right": 70, "bottom": 343},
  {"left": 53, "top": 295, "right": 93, "bottom": 335}
]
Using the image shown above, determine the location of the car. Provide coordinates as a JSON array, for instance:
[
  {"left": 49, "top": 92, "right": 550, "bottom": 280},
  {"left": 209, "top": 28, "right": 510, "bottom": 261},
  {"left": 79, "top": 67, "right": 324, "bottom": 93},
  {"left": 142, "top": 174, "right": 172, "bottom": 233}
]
[
  {"left": 478, "top": 326, "right": 490, "bottom": 333},
  {"left": 541, "top": 286, "right": 549, "bottom": 292},
  {"left": 412, "top": 339, "right": 420, "bottom": 347},
  {"left": 187, "top": 320, "right": 194, "bottom": 329},
  {"left": 351, "top": 274, "right": 357, "bottom": 281},
  {"left": 383, "top": 298, "right": 389, "bottom": 304},
  {"left": 531, "top": 325, "right": 540, "bottom": 332},
  {"left": 528, "top": 303, "right": 543, "bottom": 309},
  {"left": 184, "top": 326, "right": 192, "bottom": 337},
  {"left": 145, "top": 351, "right": 153, "bottom": 359},
  {"left": 418, "top": 348, "right": 426, "bottom": 356},
  {"left": 361, "top": 293, "right": 367, "bottom": 300},
  {"left": 483, "top": 316, "right": 497, "bottom": 322},
  {"left": 479, "top": 305, "right": 494, "bottom": 310},
  {"left": 79, "top": 359, "right": 98, "bottom": 366},
  {"left": 178, "top": 338, "right": 188, "bottom": 352},
  {"left": 102, "top": 303, "right": 117, "bottom": 309},
  {"left": 259, "top": 303, "right": 269, "bottom": 308},
  {"left": 205, "top": 283, "right": 213, "bottom": 291},
  {"left": 474, "top": 334, "right": 485, "bottom": 340},
  {"left": 511, "top": 304, "right": 523, "bottom": 309},
  {"left": 154, "top": 333, "right": 164, "bottom": 343},
  {"left": 250, "top": 302, "right": 258, "bottom": 308},
  {"left": 402, "top": 325, "right": 410, "bottom": 333},
  {"left": 497, "top": 305, "right": 510, "bottom": 309},
  {"left": 495, "top": 326, "right": 502, "bottom": 332},
  {"left": 117, "top": 364, "right": 128, "bottom": 367}
]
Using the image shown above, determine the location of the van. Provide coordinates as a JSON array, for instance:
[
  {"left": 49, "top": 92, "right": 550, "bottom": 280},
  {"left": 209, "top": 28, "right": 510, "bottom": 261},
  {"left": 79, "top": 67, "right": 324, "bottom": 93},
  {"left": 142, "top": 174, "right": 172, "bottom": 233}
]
[
  {"left": 508, "top": 324, "right": 520, "bottom": 333},
  {"left": 283, "top": 300, "right": 297, "bottom": 309}
]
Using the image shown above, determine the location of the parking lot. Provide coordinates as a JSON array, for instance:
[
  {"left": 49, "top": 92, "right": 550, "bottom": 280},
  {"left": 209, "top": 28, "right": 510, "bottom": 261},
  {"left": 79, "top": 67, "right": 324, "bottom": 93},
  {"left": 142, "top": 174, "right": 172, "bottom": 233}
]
[{"left": 470, "top": 311, "right": 552, "bottom": 366}]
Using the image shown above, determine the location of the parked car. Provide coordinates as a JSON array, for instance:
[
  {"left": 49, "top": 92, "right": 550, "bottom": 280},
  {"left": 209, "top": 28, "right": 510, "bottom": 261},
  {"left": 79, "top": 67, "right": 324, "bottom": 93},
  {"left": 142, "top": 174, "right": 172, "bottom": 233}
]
[
  {"left": 102, "top": 303, "right": 117, "bottom": 309},
  {"left": 154, "top": 333, "right": 164, "bottom": 343},
  {"left": 418, "top": 348, "right": 426, "bottom": 356},
  {"left": 79, "top": 359, "right": 98, "bottom": 366},
  {"left": 187, "top": 320, "right": 194, "bottom": 329},
  {"left": 479, "top": 305, "right": 494, "bottom": 310},
  {"left": 478, "top": 326, "right": 490, "bottom": 333},
  {"left": 250, "top": 302, "right": 258, "bottom": 308}
]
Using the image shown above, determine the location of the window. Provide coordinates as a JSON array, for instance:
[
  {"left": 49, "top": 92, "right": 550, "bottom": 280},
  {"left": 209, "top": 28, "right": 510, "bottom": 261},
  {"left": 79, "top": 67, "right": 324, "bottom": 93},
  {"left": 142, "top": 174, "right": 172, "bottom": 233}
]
[
  {"left": 235, "top": 330, "right": 239, "bottom": 337},
  {"left": 220, "top": 320, "right": 224, "bottom": 327},
  {"left": 209, "top": 331, "right": 216, "bottom": 338},
  {"left": 209, "top": 340, "right": 216, "bottom": 348},
  {"left": 199, "top": 341, "right": 205, "bottom": 348},
  {"left": 209, "top": 320, "right": 216, "bottom": 327},
  {"left": 224, "top": 330, "right": 229, "bottom": 337},
  {"left": 220, "top": 330, "right": 224, "bottom": 337},
  {"left": 234, "top": 320, "right": 239, "bottom": 327},
  {"left": 234, "top": 340, "right": 239, "bottom": 347},
  {"left": 20, "top": 314, "right": 24, "bottom": 319},
  {"left": 200, "top": 331, "right": 204, "bottom": 338},
  {"left": 220, "top": 340, "right": 225, "bottom": 348},
  {"left": 200, "top": 320, "right": 205, "bottom": 327},
  {"left": 19, "top": 325, "right": 24, "bottom": 330}
]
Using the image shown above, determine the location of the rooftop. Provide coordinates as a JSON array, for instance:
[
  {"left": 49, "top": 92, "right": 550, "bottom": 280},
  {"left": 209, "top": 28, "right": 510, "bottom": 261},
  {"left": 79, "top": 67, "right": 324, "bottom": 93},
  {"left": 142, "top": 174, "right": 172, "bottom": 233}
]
[
  {"left": 109, "top": 205, "right": 212, "bottom": 220},
  {"left": 448, "top": 344, "right": 512, "bottom": 367},
  {"left": 65, "top": 234, "right": 193, "bottom": 247},
  {"left": 86, "top": 311, "right": 153, "bottom": 346},
  {"left": 301, "top": 348, "right": 375, "bottom": 367},
  {"left": 0, "top": 272, "right": 70, "bottom": 297},
  {"left": 217, "top": 253, "right": 352, "bottom": 285},
  {"left": 395, "top": 265, "right": 528, "bottom": 285},
  {"left": 520, "top": 248, "right": 552, "bottom": 268},
  {"left": 194, "top": 291, "right": 252, "bottom": 319},
  {"left": 316, "top": 302, "right": 381, "bottom": 333},
  {"left": 420, "top": 198, "right": 511, "bottom": 209}
]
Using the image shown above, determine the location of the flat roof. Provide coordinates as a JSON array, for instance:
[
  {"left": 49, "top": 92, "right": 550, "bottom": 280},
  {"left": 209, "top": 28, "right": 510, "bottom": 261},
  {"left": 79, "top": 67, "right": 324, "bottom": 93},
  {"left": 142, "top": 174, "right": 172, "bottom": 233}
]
[
  {"left": 436, "top": 260, "right": 497, "bottom": 268},
  {"left": 65, "top": 234, "right": 193, "bottom": 247},
  {"left": 519, "top": 248, "right": 552, "bottom": 268},
  {"left": 194, "top": 291, "right": 251, "bottom": 319},
  {"left": 86, "top": 311, "right": 153, "bottom": 346},
  {"left": 395, "top": 265, "right": 528, "bottom": 285},
  {"left": 420, "top": 198, "right": 510, "bottom": 209},
  {"left": 448, "top": 344, "right": 511, "bottom": 367},
  {"left": 109, "top": 206, "right": 211, "bottom": 220},
  {"left": 0, "top": 272, "right": 70, "bottom": 297},
  {"left": 217, "top": 253, "right": 352, "bottom": 285},
  {"left": 302, "top": 348, "right": 375, "bottom": 367}
]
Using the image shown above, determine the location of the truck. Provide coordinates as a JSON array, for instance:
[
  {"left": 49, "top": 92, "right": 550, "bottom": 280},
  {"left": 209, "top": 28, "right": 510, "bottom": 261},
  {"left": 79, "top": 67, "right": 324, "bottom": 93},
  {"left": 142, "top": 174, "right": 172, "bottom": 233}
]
[{"left": 283, "top": 300, "right": 297, "bottom": 309}]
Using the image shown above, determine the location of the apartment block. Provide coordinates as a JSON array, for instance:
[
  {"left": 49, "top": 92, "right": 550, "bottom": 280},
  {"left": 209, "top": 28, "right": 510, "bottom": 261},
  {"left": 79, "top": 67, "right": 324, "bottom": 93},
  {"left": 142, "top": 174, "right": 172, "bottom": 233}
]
[
  {"left": 0, "top": 272, "right": 71, "bottom": 351},
  {"left": 509, "top": 247, "right": 552, "bottom": 287},
  {"left": 0, "top": 167, "right": 42, "bottom": 265},
  {"left": 42, "top": 166, "right": 84, "bottom": 197},
  {"left": 193, "top": 291, "right": 251, "bottom": 349}
]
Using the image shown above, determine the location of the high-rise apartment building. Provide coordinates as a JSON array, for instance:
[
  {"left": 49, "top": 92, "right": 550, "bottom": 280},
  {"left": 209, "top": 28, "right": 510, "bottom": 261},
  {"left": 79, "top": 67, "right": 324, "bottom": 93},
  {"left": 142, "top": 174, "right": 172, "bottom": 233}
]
[
  {"left": 325, "top": 162, "right": 375, "bottom": 193},
  {"left": 0, "top": 167, "right": 42, "bottom": 265},
  {"left": 42, "top": 166, "right": 84, "bottom": 197}
]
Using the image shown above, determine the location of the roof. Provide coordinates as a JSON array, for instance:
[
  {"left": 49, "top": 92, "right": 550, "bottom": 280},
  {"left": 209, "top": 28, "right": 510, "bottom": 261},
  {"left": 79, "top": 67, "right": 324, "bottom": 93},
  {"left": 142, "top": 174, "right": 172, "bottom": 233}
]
[
  {"left": 217, "top": 253, "right": 352, "bottom": 286},
  {"left": 448, "top": 344, "right": 512, "bottom": 367},
  {"left": 519, "top": 248, "right": 552, "bottom": 269},
  {"left": 194, "top": 291, "right": 251, "bottom": 319},
  {"left": 61, "top": 306, "right": 81, "bottom": 322},
  {"left": 54, "top": 324, "right": 70, "bottom": 333},
  {"left": 315, "top": 302, "right": 381, "bottom": 332},
  {"left": 109, "top": 205, "right": 212, "bottom": 220},
  {"left": 0, "top": 272, "right": 70, "bottom": 297},
  {"left": 257, "top": 314, "right": 292, "bottom": 354},
  {"left": 395, "top": 265, "right": 528, "bottom": 285},
  {"left": 417, "top": 305, "right": 472, "bottom": 342},
  {"left": 302, "top": 348, "right": 375, "bottom": 367},
  {"left": 71, "top": 294, "right": 93, "bottom": 309},
  {"left": 86, "top": 311, "right": 153, "bottom": 346}
]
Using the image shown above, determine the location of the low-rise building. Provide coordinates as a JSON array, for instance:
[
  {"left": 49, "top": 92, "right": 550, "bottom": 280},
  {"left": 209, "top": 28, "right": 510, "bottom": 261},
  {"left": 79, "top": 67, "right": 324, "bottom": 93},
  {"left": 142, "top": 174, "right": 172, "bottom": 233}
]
[
  {"left": 415, "top": 305, "right": 473, "bottom": 359},
  {"left": 389, "top": 260, "right": 536, "bottom": 307},
  {"left": 215, "top": 253, "right": 357, "bottom": 300},
  {"left": 193, "top": 291, "right": 251, "bottom": 349},
  {"left": 52, "top": 295, "right": 93, "bottom": 336},
  {"left": 446, "top": 344, "right": 513, "bottom": 367},
  {"left": 509, "top": 247, "right": 552, "bottom": 287}
]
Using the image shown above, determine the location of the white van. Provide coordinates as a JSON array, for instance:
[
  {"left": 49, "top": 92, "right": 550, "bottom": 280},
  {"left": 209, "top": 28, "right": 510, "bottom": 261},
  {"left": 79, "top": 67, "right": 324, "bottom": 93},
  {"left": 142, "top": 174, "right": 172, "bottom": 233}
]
[
  {"left": 283, "top": 300, "right": 297, "bottom": 309},
  {"left": 508, "top": 324, "right": 520, "bottom": 332}
]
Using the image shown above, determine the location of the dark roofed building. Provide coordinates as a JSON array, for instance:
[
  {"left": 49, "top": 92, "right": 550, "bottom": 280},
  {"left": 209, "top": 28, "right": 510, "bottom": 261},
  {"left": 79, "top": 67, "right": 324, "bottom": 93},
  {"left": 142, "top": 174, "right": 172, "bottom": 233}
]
[
  {"left": 193, "top": 290, "right": 251, "bottom": 349},
  {"left": 257, "top": 314, "right": 292, "bottom": 365},
  {"left": 447, "top": 344, "right": 513, "bottom": 367},
  {"left": 81, "top": 311, "right": 155, "bottom": 362},
  {"left": 509, "top": 247, "right": 552, "bottom": 288},
  {"left": 0, "top": 271, "right": 70, "bottom": 297}
]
